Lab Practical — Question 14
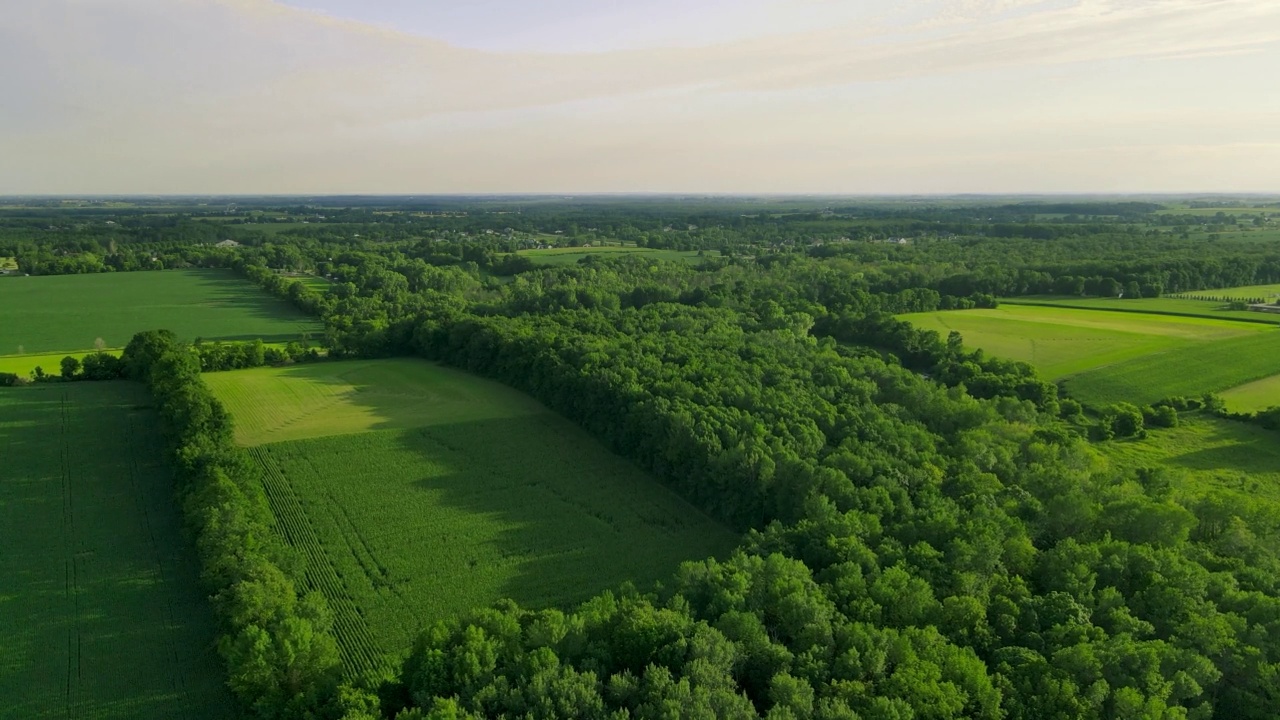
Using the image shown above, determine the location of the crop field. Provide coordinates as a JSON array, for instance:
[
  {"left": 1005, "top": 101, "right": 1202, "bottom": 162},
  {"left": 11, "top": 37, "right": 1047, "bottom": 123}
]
[
  {"left": 1173, "top": 283, "right": 1280, "bottom": 301},
  {"left": 902, "top": 305, "right": 1280, "bottom": 405},
  {"left": 1061, "top": 330, "right": 1280, "bottom": 405},
  {"left": 1007, "top": 296, "right": 1280, "bottom": 325},
  {"left": 0, "top": 269, "right": 321, "bottom": 355},
  {"left": 208, "top": 359, "right": 737, "bottom": 672},
  {"left": 899, "top": 305, "right": 1264, "bottom": 379},
  {"left": 0, "top": 383, "right": 231, "bottom": 719},
  {"left": 518, "top": 246, "right": 716, "bottom": 266}
]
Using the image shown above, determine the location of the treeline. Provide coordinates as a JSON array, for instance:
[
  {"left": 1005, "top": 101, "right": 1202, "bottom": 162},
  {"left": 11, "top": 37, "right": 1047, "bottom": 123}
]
[{"left": 121, "top": 330, "right": 347, "bottom": 719}]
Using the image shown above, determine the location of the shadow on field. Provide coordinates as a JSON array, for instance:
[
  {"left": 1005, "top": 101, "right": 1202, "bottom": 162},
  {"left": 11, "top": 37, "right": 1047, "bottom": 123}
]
[
  {"left": 401, "top": 416, "right": 736, "bottom": 608},
  {"left": 267, "top": 364, "right": 737, "bottom": 635},
  {"left": 184, "top": 269, "right": 322, "bottom": 344},
  {"left": 1161, "top": 421, "right": 1280, "bottom": 478}
]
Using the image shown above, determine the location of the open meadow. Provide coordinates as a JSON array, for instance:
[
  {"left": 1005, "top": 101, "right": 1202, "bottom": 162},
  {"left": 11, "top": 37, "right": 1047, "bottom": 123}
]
[
  {"left": 208, "top": 359, "right": 738, "bottom": 672},
  {"left": 0, "top": 269, "right": 321, "bottom": 356},
  {"left": 901, "top": 304, "right": 1280, "bottom": 406},
  {"left": 1098, "top": 414, "right": 1280, "bottom": 536},
  {"left": 0, "top": 383, "right": 231, "bottom": 719}
]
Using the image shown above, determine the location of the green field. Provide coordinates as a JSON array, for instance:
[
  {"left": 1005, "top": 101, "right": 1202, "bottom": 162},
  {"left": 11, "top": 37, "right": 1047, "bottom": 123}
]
[
  {"left": 1175, "top": 283, "right": 1280, "bottom": 301},
  {"left": 902, "top": 305, "right": 1280, "bottom": 406},
  {"left": 0, "top": 256, "right": 16, "bottom": 270},
  {"left": 204, "top": 359, "right": 547, "bottom": 446},
  {"left": 900, "top": 305, "right": 1264, "bottom": 379},
  {"left": 0, "top": 269, "right": 321, "bottom": 355},
  {"left": 1062, "top": 330, "right": 1280, "bottom": 405},
  {"left": 518, "top": 246, "right": 716, "bottom": 266},
  {"left": 1008, "top": 296, "right": 1280, "bottom": 325},
  {"left": 0, "top": 350, "right": 123, "bottom": 379},
  {"left": 208, "top": 359, "right": 737, "bottom": 672},
  {"left": 0, "top": 383, "right": 231, "bottom": 719},
  {"left": 1220, "top": 374, "right": 1280, "bottom": 413}
]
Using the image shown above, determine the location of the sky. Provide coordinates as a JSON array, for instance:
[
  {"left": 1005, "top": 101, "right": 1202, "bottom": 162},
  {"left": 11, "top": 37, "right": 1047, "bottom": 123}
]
[{"left": 0, "top": 0, "right": 1278, "bottom": 194}]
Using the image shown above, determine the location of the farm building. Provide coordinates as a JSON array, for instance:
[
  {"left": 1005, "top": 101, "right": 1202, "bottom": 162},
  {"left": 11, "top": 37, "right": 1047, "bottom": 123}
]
[{"left": 1247, "top": 303, "right": 1280, "bottom": 314}]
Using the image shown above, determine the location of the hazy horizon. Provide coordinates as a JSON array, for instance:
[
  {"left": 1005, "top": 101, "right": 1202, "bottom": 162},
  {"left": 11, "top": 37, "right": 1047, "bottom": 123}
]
[{"left": 3, "top": 1, "right": 1277, "bottom": 195}]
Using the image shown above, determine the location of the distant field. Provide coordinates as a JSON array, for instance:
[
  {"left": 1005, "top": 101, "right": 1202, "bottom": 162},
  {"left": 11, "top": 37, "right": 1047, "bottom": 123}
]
[
  {"left": 1173, "top": 283, "right": 1280, "bottom": 301},
  {"left": 902, "top": 304, "right": 1280, "bottom": 405},
  {"left": 1098, "top": 414, "right": 1280, "bottom": 534},
  {"left": 1007, "top": 296, "right": 1280, "bottom": 325},
  {"left": 0, "top": 350, "right": 123, "bottom": 378},
  {"left": 209, "top": 359, "right": 737, "bottom": 672},
  {"left": 0, "top": 256, "right": 17, "bottom": 270},
  {"left": 518, "top": 246, "right": 716, "bottom": 266},
  {"left": 899, "top": 305, "right": 1262, "bottom": 380},
  {"left": 0, "top": 269, "right": 321, "bottom": 355},
  {"left": 0, "top": 383, "right": 231, "bottom": 719}
]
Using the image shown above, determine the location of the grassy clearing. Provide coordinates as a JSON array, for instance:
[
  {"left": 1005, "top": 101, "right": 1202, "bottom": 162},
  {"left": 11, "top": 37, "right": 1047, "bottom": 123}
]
[
  {"left": 1097, "top": 414, "right": 1280, "bottom": 534},
  {"left": 209, "top": 359, "right": 737, "bottom": 671},
  {"left": 0, "top": 269, "right": 321, "bottom": 355},
  {"left": 0, "top": 256, "right": 17, "bottom": 270},
  {"left": 518, "top": 247, "right": 716, "bottom": 266},
  {"left": 0, "top": 383, "right": 231, "bottom": 719},
  {"left": 899, "top": 305, "right": 1261, "bottom": 380},
  {"left": 1007, "top": 296, "right": 1280, "bottom": 325},
  {"left": 205, "top": 358, "right": 547, "bottom": 446}
]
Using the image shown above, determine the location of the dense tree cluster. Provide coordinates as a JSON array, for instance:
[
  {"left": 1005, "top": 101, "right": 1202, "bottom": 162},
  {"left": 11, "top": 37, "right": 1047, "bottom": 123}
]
[{"left": 217, "top": 248, "right": 1280, "bottom": 719}]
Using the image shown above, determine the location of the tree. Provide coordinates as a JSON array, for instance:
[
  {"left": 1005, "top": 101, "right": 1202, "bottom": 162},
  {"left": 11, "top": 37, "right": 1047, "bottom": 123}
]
[{"left": 60, "top": 355, "right": 81, "bottom": 380}]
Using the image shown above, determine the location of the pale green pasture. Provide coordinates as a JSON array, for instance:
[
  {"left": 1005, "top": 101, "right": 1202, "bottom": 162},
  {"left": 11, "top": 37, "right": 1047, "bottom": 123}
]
[
  {"left": 0, "top": 350, "right": 122, "bottom": 378},
  {"left": 205, "top": 357, "right": 547, "bottom": 446},
  {"left": 1221, "top": 374, "right": 1280, "bottom": 413}
]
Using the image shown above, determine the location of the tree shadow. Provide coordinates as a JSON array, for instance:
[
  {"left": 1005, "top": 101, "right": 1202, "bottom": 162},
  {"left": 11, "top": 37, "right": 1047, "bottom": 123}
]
[
  {"left": 180, "top": 269, "right": 323, "bottom": 344},
  {"left": 255, "top": 360, "right": 738, "bottom": 654}
]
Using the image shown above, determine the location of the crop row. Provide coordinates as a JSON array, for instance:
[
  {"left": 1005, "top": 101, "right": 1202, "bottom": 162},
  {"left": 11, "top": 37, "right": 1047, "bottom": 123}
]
[{"left": 251, "top": 447, "right": 386, "bottom": 675}]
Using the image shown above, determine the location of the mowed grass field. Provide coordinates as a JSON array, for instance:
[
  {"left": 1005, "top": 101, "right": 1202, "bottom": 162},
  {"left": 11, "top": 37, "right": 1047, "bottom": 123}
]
[
  {"left": 0, "top": 383, "right": 231, "bottom": 719},
  {"left": 901, "top": 304, "right": 1280, "bottom": 406},
  {"left": 208, "top": 359, "right": 737, "bottom": 672},
  {"left": 0, "top": 269, "right": 321, "bottom": 355}
]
